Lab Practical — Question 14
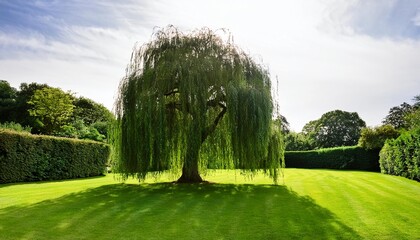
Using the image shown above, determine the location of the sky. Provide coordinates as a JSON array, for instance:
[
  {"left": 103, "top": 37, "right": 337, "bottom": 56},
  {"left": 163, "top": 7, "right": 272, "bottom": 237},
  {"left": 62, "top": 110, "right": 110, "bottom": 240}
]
[{"left": 1, "top": 0, "right": 419, "bottom": 131}]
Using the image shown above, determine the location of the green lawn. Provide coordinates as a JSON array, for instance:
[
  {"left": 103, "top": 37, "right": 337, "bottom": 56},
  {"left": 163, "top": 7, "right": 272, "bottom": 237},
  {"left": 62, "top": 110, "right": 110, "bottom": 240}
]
[{"left": 0, "top": 169, "right": 419, "bottom": 240}]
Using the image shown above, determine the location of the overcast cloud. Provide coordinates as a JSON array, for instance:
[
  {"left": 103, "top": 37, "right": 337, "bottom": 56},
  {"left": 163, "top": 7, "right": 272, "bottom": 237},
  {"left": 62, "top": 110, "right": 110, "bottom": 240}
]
[{"left": 1, "top": 0, "right": 419, "bottom": 131}]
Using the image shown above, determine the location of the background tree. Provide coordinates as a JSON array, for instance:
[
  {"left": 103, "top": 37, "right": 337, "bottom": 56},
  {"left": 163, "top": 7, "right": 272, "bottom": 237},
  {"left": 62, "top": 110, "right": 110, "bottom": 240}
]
[
  {"left": 28, "top": 87, "right": 74, "bottom": 135},
  {"left": 404, "top": 109, "right": 420, "bottom": 130},
  {"left": 404, "top": 95, "right": 420, "bottom": 130},
  {"left": 15, "top": 82, "right": 51, "bottom": 132},
  {"left": 0, "top": 80, "right": 113, "bottom": 140},
  {"left": 275, "top": 114, "right": 290, "bottom": 134},
  {"left": 303, "top": 110, "right": 366, "bottom": 148},
  {"left": 70, "top": 96, "right": 114, "bottom": 139},
  {"left": 284, "top": 131, "right": 314, "bottom": 151},
  {"left": 383, "top": 102, "right": 413, "bottom": 129},
  {"left": 412, "top": 95, "right": 420, "bottom": 108},
  {"left": 0, "top": 80, "right": 18, "bottom": 123},
  {"left": 112, "top": 27, "right": 283, "bottom": 183},
  {"left": 301, "top": 119, "right": 318, "bottom": 148},
  {"left": 73, "top": 97, "right": 114, "bottom": 125},
  {"left": 382, "top": 95, "right": 420, "bottom": 130},
  {"left": 358, "top": 125, "right": 399, "bottom": 150}
]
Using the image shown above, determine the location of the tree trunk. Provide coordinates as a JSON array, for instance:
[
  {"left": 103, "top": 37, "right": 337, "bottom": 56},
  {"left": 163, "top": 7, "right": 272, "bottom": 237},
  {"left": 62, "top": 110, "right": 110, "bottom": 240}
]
[
  {"left": 176, "top": 107, "right": 226, "bottom": 183},
  {"left": 177, "top": 142, "right": 203, "bottom": 183}
]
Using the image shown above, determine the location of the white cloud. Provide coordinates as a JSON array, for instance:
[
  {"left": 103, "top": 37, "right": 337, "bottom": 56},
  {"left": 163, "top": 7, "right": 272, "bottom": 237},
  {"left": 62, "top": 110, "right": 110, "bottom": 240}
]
[
  {"left": 413, "top": 8, "right": 420, "bottom": 26},
  {"left": 319, "top": 0, "right": 420, "bottom": 39}
]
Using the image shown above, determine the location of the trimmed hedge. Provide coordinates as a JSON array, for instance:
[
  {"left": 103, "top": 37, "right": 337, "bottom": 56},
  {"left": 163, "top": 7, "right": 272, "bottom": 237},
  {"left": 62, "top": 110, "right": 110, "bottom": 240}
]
[
  {"left": 379, "top": 128, "right": 420, "bottom": 181},
  {"left": 0, "top": 130, "right": 110, "bottom": 183},
  {"left": 285, "top": 146, "right": 380, "bottom": 171}
]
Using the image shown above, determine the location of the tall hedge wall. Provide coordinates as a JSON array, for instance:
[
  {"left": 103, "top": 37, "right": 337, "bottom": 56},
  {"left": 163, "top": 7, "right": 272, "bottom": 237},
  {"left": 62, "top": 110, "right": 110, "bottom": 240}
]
[
  {"left": 379, "top": 128, "right": 420, "bottom": 181},
  {"left": 0, "top": 130, "right": 110, "bottom": 183},
  {"left": 285, "top": 146, "right": 380, "bottom": 171}
]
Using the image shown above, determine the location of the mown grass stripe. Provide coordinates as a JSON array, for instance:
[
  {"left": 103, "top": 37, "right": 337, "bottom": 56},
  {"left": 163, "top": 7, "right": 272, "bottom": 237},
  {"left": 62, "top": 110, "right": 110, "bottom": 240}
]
[{"left": 0, "top": 169, "right": 419, "bottom": 240}]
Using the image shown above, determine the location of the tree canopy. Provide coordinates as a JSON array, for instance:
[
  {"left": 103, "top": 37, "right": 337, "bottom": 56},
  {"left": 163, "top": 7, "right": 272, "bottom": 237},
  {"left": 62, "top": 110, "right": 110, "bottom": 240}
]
[
  {"left": 284, "top": 131, "right": 313, "bottom": 151},
  {"left": 383, "top": 102, "right": 413, "bottom": 129},
  {"left": 0, "top": 80, "right": 17, "bottom": 106},
  {"left": 277, "top": 114, "right": 290, "bottom": 134},
  {"left": 0, "top": 80, "right": 17, "bottom": 122},
  {"left": 14, "top": 82, "right": 51, "bottom": 130},
  {"left": 28, "top": 87, "right": 74, "bottom": 135},
  {"left": 383, "top": 95, "right": 420, "bottom": 130},
  {"left": 303, "top": 110, "right": 366, "bottom": 149},
  {"left": 73, "top": 97, "right": 114, "bottom": 125},
  {"left": 112, "top": 27, "right": 283, "bottom": 183},
  {"left": 358, "top": 125, "right": 399, "bottom": 150}
]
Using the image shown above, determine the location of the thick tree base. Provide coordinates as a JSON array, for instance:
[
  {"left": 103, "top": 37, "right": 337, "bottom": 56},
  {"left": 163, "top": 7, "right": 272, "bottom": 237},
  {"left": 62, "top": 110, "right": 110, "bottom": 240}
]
[{"left": 175, "top": 171, "right": 206, "bottom": 183}]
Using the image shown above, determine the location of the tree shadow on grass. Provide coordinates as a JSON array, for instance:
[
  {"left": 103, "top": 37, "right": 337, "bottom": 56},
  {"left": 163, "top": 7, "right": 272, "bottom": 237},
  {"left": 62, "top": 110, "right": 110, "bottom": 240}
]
[{"left": 0, "top": 183, "right": 361, "bottom": 240}]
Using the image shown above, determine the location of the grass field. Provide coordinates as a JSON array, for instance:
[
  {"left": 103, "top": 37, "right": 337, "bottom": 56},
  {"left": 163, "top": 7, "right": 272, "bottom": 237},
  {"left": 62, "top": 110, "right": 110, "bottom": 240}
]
[{"left": 0, "top": 169, "right": 419, "bottom": 240}]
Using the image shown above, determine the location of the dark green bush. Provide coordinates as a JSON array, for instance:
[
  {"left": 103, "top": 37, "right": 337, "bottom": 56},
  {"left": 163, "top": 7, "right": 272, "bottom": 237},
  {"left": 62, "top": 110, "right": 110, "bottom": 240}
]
[
  {"left": 379, "top": 128, "right": 420, "bottom": 181},
  {"left": 0, "top": 130, "right": 110, "bottom": 183},
  {"left": 285, "top": 146, "right": 380, "bottom": 171}
]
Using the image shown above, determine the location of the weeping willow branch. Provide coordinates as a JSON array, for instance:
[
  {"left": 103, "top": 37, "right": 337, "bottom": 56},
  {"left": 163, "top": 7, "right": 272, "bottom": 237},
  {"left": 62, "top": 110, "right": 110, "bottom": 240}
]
[
  {"left": 111, "top": 26, "right": 284, "bottom": 183},
  {"left": 202, "top": 103, "right": 226, "bottom": 143}
]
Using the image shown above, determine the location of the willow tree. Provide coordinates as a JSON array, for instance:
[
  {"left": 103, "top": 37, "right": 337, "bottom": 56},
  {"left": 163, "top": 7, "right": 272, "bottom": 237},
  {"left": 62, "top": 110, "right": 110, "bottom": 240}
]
[{"left": 112, "top": 27, "right": 284, "bottom": 183}]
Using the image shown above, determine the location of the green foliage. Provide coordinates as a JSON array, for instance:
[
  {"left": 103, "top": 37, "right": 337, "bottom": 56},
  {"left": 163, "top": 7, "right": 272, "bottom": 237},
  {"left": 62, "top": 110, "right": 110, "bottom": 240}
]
[
  {"left": 112, "top": 26, "right": 283, "bottom": 183},
  {"left": 302, "top": 119, "right": 318, "bottom": 136},
  {"left": 28, "top": 87, "right": 75, "bottom": 135},
  {"left": 14, "top": 82, "right": 51, "bottom": 131},
  {"left": 383, "top": 101, "right": 416, "bottom": 130},
  {"left": 57, "top": 120, "right": 106, "bottom": 142},
  {"left": 0, "top": 80, "right": 18, "bottom": 122},
  {"left": 404, "top": 108, "right": 420, "bottom": 130},
  {"left": 276, "top": 115, "right": 290, "bottom": 134},
  {"left": 71, "top": 97, "right": 113, "bottom": 140},
  {"left": 91, "top": 121, "right": 108, "bottom": 136},
  {"left": 285, "top": 146, "right": 380, "bottom": 171},
  {"left": 0, "top": 122, "right": 32, "bottom": 133},
  {"left": 0, "top": 130, "right": 110, "bottom": 183},
  {"left": 0, "top": 81, "right": 113, "bottom": 138},
  {"left": 73, "top": 97, "right": 114, "bottom": 125},
  {"left": 379, "top": 128, "right": 420, "bottom": 181},
  {"left": 358, "top": 124, "right": 399, "bottom": 150},
  {"left": 54, "top": 97, "right": 112, "bottom": 141},
  {"left": 80, "top": 126, "right": 105, "bottom": 142},
  {"left": 302, "top": 110, "right": 366, "bottom": 149},
  {"left": 284, "top": 131, "right": 314, "bottom": 151},
  {"left": 413, "top": 95, "right": 420, "bottom": 108},
  {"left": 0, "top": 80, "right": 17, "bottom": 106}
]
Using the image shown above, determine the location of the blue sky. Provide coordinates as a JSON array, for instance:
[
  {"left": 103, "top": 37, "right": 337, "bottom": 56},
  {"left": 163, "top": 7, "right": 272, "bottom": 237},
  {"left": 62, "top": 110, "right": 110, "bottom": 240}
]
[{"left": 1, "top": 0, "right": 420, "bottom": 131}]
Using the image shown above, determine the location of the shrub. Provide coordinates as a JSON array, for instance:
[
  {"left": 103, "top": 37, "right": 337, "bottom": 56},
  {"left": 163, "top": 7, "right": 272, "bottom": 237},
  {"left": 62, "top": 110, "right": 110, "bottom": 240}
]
[
  {"left": 91, "top": 121, "right": 109, "bottom": 137},
  {"left": 0, "top": 130, "right": 110, "bottom": 183},
  {"left": 379, "top": 128, "right": 420, "bottom": 181},
  {"left": 0, "top": 122, "right": 32, "bottom": 133},
  {"left": 56, "top": 120, "right": 106, "bottom": 142},
  {"left": 285, "top": 146, "right": 380, "bottom": 171}
]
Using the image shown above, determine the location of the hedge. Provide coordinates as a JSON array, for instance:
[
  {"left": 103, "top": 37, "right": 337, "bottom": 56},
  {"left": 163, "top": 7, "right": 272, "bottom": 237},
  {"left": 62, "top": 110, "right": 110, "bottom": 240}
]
[
  {"left": 285, "top": 146, "right": 380, "bottom": 171},
  {"left": 0, "top": 130, "right": 110, "bottom": 183},
  {"left": 379, "top": 128, "right": 420, "bottom": 181}
]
